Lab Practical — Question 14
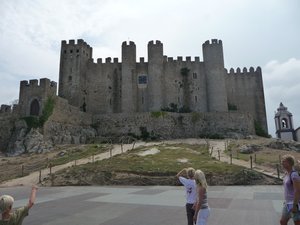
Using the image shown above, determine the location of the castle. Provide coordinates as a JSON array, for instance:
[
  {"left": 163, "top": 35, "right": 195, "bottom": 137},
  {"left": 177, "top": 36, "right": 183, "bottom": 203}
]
[
  {"left": 0, "top": 38, "right": 268, "bottom": 154},
  {"left": 57, "top": 38, "right": 267, "bottom": 130}
]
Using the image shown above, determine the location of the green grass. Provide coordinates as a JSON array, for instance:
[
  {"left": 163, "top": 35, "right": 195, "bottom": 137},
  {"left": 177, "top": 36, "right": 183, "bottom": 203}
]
[
  {"left": 73, "top": 143, "right": 243, "bottom": 175},
  {"left": 50, "top": 144, "right": 111, "bottom": 166}
]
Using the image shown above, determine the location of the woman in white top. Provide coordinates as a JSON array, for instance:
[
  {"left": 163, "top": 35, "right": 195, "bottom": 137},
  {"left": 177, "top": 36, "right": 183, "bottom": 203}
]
[
  {"left": 193, "top": 169, "right": 210, "bottom": 225},
  {"left": 176, "top": 167, "right": 197, "bottom": 225}
]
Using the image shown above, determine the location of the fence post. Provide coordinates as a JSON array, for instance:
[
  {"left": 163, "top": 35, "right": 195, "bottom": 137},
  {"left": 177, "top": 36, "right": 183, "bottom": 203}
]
[
  {"left": 210, "top": 146, "right": 214, "bottom": 156},
  {"left": 92, "top": 154, "right": 95, "bottom": 163},
  {"left": 276, "top": 164, "right": 280, "bottom": 179},
  {"left": 218, "top": 150, "right": 220, "bottom": 161},
  {"left": 250, "top": 156, "right": 253, "bottom": 169},
  {"left": 49, "top": 163, "right": 52, "bottom": 175},
  {"left": 39, "top": 170, "right": 42, "bottom": 183},
  {"left": 254, "top": 154, "right": 257, "bottom": 163},
  {"left": 132, "top": 141, "right": 136, "bottom": 150},
  {"left": 121, "top": 142, "right": 123, "bottom": 153},
  {"left": 21, "top": 165, "right": 24, "bottom": 177},
  {"left": 74, "top": 160, "right": 77, "bottom": 166},
  {"left": 230, "top": 153, "right": 232, "bottom": 164}
]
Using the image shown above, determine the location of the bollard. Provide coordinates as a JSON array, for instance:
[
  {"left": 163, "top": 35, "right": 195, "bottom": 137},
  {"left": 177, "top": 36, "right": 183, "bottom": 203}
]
[{"left": 250, "top": 155, "right": 253, "bottom": 169}]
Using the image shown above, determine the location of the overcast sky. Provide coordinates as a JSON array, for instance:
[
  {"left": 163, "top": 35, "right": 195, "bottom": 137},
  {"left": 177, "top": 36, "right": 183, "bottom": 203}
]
[{"left": 0, "top": 0, "right": 299, "bottom": 137}]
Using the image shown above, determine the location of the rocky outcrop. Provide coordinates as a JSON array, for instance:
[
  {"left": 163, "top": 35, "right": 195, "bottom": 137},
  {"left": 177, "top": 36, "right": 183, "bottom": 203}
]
[
  {"left": 267, "top": 139, "right": 300, "bottom": 151},
  {"left": 6, "top": 120, "right": 53, "bottom": 156}
]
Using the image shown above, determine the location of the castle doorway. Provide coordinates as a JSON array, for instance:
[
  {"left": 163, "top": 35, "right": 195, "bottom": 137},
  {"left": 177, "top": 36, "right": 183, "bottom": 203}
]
[{"left": 30, "top": 99, "right": 40, "bottom": 116}]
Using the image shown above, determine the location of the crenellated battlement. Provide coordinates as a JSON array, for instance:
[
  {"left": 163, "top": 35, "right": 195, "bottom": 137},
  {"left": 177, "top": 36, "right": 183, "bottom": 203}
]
[
  {"left": 148, "top": 40, "right": 163, "bottom": 46},
  {"left": 226, "top": 66, "right": 262, "bottom": 76},
  {"left": 61, "top": 39, "right": 92, "bottom": 57},
  {"left": 20, "top": 78, "right": 57, "bottom": 89},
  {"left": 61, "top": 39, "right": 91, "bottom": 48},
  {"left": 122, "top": 41, "right": 136, "bottom": 47},
  {"left": 164, "top": 56, "right": 201, "bottom": 63},
  {"left": 203, "top": 39, "right": 222, "bottom": 46}
]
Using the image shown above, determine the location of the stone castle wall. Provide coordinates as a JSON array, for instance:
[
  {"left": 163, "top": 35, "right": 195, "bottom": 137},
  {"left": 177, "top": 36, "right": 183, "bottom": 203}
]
[
  {"left": 57, "top": 39, "right": 267, "bottom": 133},
  {"left": 225, "top": 67, "right": 268, "bottom": 131},
  {"left": 92, "top": 111, "right": 255, "bottom": 139}
]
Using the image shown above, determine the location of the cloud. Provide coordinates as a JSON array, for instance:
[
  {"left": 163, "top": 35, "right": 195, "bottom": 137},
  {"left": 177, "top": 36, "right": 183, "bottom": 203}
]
[{"left": 263, "top": 58, "right": 300, "bottom": 137}]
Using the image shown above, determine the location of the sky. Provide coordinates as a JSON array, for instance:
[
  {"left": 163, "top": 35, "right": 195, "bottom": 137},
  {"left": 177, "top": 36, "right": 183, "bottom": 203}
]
[{"left": 0, "top": 0, "right": 299, "bottom": 137}]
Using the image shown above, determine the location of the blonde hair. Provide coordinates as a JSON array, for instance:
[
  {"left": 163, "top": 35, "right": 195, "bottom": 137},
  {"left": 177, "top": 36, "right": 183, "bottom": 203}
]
[
  {"left": 187, "top": 167, "right": 195, "bottom": 178},
  {"left": 194, "top": 169, "right": 208, "bottom": 189},
  {"left": 282, "top": 154, "right": 295, "bottom": 166},
  {"left": 0, "top": 195, "right": 14, "bottom": 213}
]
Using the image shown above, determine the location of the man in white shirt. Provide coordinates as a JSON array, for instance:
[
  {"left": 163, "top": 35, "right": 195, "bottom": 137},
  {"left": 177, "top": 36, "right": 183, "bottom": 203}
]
[{"left": 177, "top": 167, "right": 197, "bottom": 225}]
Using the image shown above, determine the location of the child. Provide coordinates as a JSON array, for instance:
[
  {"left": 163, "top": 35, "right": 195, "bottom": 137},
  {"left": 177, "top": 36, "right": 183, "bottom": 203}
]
[{"left": 0, "top": 185, "right": 38, "bottom": 225}]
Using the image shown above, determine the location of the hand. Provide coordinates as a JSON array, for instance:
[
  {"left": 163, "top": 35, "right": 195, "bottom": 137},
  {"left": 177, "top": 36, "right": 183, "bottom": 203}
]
[{"left": 193, "top": 215, "right": 197, "bottom": 224}]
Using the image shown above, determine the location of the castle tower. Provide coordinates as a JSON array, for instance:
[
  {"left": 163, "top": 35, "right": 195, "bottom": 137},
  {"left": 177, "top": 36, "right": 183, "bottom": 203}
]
[
  {"left": 147, "top": 40, "right": 163, "bottom": 111},
  {"left": 275, "top": 102, "right": 295, "bottom": 141},
  {"left": 19, "top": 78, "right": 57, "bottom": 117},
  {"left": 202, "top": 39, "right": 228, "bottom": 112},
  {"left": 121, "top": 41, "right": 136, "bottom": 113},
  {"left": 58, "top": 39, "right": 92, "bottom": 109}
]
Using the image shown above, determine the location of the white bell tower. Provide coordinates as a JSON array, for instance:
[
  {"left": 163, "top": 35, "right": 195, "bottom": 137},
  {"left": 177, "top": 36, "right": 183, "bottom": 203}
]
[{"left": 274, "top": 102, "right": 295, "bottom": 141}]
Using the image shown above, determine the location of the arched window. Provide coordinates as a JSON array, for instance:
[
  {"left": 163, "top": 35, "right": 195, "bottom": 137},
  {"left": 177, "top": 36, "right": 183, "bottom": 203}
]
[
  {"left": 281, "top": 118, "right": 288, "bottom": 128},
  {"left": 30, "top": 99, "right": 40, "bottom": 116}
]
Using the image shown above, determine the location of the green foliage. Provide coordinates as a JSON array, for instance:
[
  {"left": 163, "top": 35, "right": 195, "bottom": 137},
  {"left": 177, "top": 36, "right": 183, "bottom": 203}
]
[
  {"left": 228, "top": 103, "right": 238, "bottom": 111},
  {"left": 180, "top": 67, "right": 190, "bottom": 76},
  {"left": 161, "top": 103, "right": 178, "bottom": 112},
  {"left": 39, "top": 97, "right": 55, "bottom": 126},
  {"left": 161, "top": 103, "right": 191, "bottom": 113},
  {"left": 178, "top": 106, "right": 191, "bottom": 113},
  {"left": 151, "top": 111, "right": 167, "bottom": 118},
  {"left": 22, "top": 116, "right": 40, "bottom": 129},
  {"left": 22, "top": 97, "right": 55, "bottom": 129},
  {"left": 254, "top": 120, "right": 271, "bottom": 138},
  {"left": 139, "top": 127, "right": 150, "bottom": 141},
  {"left": 199, "top": 133, "right": 224, "bottom": 139},
  {"left": 191, "top": 112, "right": 201, "bottom": 123}
]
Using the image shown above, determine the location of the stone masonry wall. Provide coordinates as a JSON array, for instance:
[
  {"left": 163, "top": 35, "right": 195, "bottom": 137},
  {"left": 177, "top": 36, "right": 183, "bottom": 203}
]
[
  {"left": 43, "top": 97, "right": 96, "bottom": 145},
  {"left": 92, "top": 111, "right": 255, "bottom": 140}
]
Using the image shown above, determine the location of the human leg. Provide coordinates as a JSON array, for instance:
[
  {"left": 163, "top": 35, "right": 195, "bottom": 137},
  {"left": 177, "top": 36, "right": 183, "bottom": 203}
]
[
  {"left": 186, "top": 203, "right": 195, "bottom": 225},
  {"left": 196, "top": 208, "right": 210, "bottom": 225}
]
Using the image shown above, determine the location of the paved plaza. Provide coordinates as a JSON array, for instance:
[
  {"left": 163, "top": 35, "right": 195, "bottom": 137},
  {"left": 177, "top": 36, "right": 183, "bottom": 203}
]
[{"left": 0, "top": 185, "right": 293, "bottom": 225}]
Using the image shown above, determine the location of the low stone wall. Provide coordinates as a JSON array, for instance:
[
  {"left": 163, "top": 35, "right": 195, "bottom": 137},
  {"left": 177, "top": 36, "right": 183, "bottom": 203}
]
[{"left": 92, "top": 111, "right": 255, "bottom": 140}]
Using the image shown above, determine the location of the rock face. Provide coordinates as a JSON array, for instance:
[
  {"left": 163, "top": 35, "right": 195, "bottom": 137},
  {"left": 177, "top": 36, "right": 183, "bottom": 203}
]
[
  {"left": 267, "top": 139, "right": 300, "bottom": 151},
  {"left": 6, "top": 120, "right": 54, "bottom": 156},
  {"left": 239, "top": 144, "right": 263, "bottom": 154}
]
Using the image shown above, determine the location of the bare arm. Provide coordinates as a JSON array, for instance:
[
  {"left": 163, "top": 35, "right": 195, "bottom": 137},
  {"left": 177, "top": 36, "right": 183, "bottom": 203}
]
[
  {"left": 28, "top": 185, "right": 38, "bottom": 209},
  {"left": 176, "top": 168, "right": 187, "bottom": 178},
  {"left": 193, "top": 187, "right": 205, "bottom": 223}
]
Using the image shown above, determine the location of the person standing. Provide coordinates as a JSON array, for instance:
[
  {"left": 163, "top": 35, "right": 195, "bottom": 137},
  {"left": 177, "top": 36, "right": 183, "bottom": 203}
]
[
  {"left": 193, "top": 169, "right": 210, "bottom": 225},
  {"left": 280, "top": 154, "right": 300, "bottom": 225},
  {"left": 176, "top": 167, "right": 197, "bottom": 225},
  {"left": 0, "top": 185, "right": 38, "bottom": 225}
]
